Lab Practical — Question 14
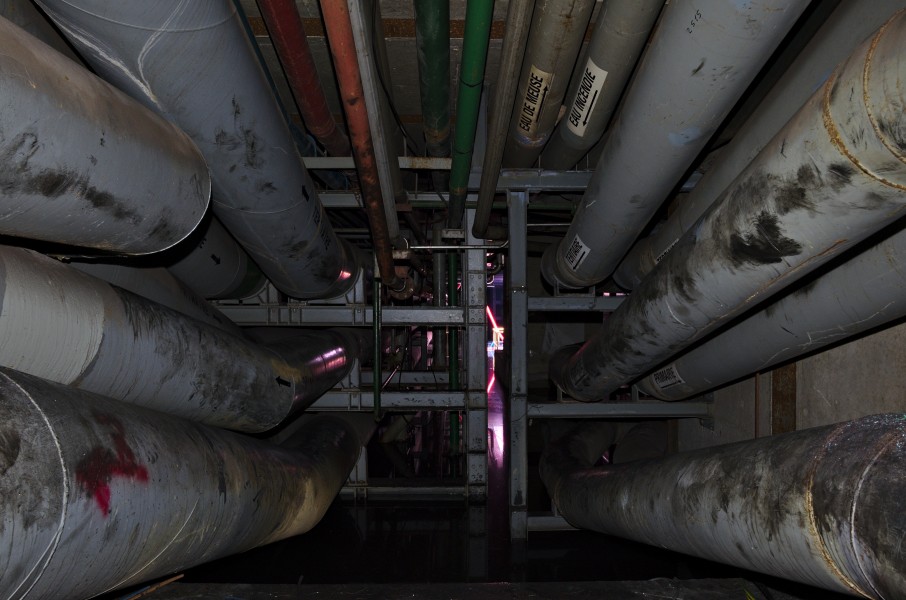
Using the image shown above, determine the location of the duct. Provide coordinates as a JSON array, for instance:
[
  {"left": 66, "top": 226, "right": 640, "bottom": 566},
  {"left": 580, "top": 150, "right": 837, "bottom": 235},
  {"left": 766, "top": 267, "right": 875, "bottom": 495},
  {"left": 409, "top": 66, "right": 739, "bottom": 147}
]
[
  {"left": 472, "top": 0, "right": 534, "bottom": 240},
  {"left": 502, "top": 0, "right": 596, "bottom": 168},
  {"left": 0, "top": 246, "right": 366, "bottom": 432},
  {"left": 447, "top": 0, "right": 494, "bottom": 230},
  {"left": 614, "top": 0, "right": 906, "bottom": 291},
  {"left": 550, "top": 9, "right": 906, "bottom": 402},
  {"left": 37, "top": 0, "right": 360, "bottom": 300},
  {"left": 69, "top": 261, "right": 243, "bottom": 336},
  {"left": 167, "top": 216, "right": 268, "bottom": 300},
  {"left": 638, "top": 223, "right": 906, "bottom": 401},
  {"left": 541, "top": 0, "right": 809, "bottom": 290},
  {"left": 320, "top": 0, "right": 408, "bottom": 297},
  {"left": 541, "top": 414, "right": 906, "bottom": 598},
  {"left": 0, "top": 14, "right": 210, "bottom": 256},
  {"left": 349, "top": 0, "right": 403, "bottom": 246},
  {"left": 0, "top": 367, "right": 372, "bottom": 600},
  {"left": 540, "top": 0, "right": 664, "bottom": 170}
]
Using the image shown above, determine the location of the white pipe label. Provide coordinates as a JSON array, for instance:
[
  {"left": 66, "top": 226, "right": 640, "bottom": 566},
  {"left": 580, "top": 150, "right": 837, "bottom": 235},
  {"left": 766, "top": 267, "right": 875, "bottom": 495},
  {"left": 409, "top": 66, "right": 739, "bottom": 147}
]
[
  {"left": 567, "top": 58, "right": 608, "bottom": 137},
  {"left": 651, "top": 364, "right": 685, "bottom": 390},
  {"left": 565, "top": 234, "right": 591, "bottom": 270},
  {"left": 654, "top": 237, "right": 680, "bottom": 264},
  {"left": 517, "top": 65, "right": 554, "bottom": 138}
]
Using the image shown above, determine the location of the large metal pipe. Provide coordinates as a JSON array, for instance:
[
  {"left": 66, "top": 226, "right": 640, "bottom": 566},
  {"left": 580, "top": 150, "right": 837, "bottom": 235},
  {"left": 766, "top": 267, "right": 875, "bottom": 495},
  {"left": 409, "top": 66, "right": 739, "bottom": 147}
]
[
  {"left": 613, "top": 0, "right": 906, "bottom": 291},
  {"left": 502, "top": 0, "right": 596, "bottom": 168},
  {"left": 37, "top": 0, "right": 359, "bottom": 300},
  {"left": 447, "top": 0, "right": 494, "bottom": 229},
  {"left": 540, "top": 0, "right": 664, "bottom": 170},
  {"left": 0, "top": 246, "right": 365, "bottom": 432},
  {"left": 541, "top": 0, "right": 809, "bottom": 290},
  {"left": 415, "top": 0, "right": 452, "bottom": 163},
  {"left": 257, "top": 0, "right": 350, "bottom": 157},
  {"left": 0, "top": 367, "right": 371, "bottom": 600},
  {"left": 472, "top": 0, "right": 533, "bottom": 240},
  {"left": 320, "top": 0, "right": 406, "bottom": 295},
  {"left": 551, "top": 9, "right": 906, "bottom": 401},
  {"left": 0, "top": 14, "right": 209, "bottom": 255},
  {"left": 638, "top": 222, "right": 906, "bottom": 401},
  {"left": 541, "top": 414, "right": 906, "bottom": 597}
]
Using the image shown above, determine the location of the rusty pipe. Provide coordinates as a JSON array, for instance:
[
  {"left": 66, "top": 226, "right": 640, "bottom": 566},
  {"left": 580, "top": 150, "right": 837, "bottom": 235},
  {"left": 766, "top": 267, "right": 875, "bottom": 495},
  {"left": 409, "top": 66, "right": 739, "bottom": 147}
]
[
  {"left": 258, "top": 0, "right": 350, "bottom": 157},
  {"left": 541, "top": 414, "right": 906, "bottom": 598},
  {"left": 320, "top": 0, "right": 407, "bottom": 296}
]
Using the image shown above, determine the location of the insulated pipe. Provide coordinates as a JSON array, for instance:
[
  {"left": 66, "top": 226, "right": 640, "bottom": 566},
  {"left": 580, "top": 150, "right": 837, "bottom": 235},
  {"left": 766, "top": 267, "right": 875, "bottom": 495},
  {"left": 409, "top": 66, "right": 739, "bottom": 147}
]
[
  {"left": 551, "top": 10, "right": 906, "bottom": 401},
  {"left": 614, "top": 0, "right": 906, "bottom": 291},
  {"left": 0, "top": 14, "right": 209, "bottom": 255},
  {"left": 37, "top": 0, "right": 359, "bottom": 300},
  {"left": 0, "top": 367, "right": 371, "bottom": 600},
  {"left": 0, "top": 246, "right": 363, "bottom": 432},
  {"left": 541, "top": 0, "right": 809, "bottom": 290},
  {"left": 257, "top": 0, "right": 350, "bottom": 157},
  {"left": 167, "top": 217, "right": 268, "bottom": 300},
  {"left": 320, "top": 0, "right": 406, "bottom": 295},
  {"left": 0, "top": 0, "right": 82, "bottom": 62},
  {"left": 472, "top": 0, "right": 533, "bottom": 240},
  {"left": 541, "top": 414, "right": 906, "bottom": 598},
  {"left": 415, "top": 0, "right": 452, "bottom": 162},
  {"left": 447, "top": 0, "right": 494, "bottom": 230},
  {"left": 502, "top": 0, "right": 596, "bottom": 168},
  {"left": 540, "top": 0, "right": 664, "bottom": 170},
  {"left": 638, "top": 223, "right": 906, "bottom": 401}
]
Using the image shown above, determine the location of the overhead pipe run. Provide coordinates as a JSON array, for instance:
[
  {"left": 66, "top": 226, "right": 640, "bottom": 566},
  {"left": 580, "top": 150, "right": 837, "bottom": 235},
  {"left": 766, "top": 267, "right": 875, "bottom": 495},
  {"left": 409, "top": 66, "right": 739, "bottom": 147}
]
[
  {"left": 551, "top": 9, "right": 906, "bottom": 401},
  {"left": 0, "top": 247, "right": 367, "bottom": 432},
  {"left": 320, "top": 0, "right": 411, "bottom": 299},
  {"left": 541, "top": 0, "right": 809, "bottom": 290},
  {"left": 638, "top": 223, "right": 906, "bottom": 401},
  {"left": 0, "top": 15, "right": 209, "bottom": 255},
  {"left": 541, "top": 0, "right": 664, "bottom": 170},
  {"left": 0, "top": 367, "right": 372, "bottom": 600},
  {"left": 447, "top": 0, "right": 494, "bottom": 230},
  {"left": 37, "top": 0, "right": 360, "bottom": 300},
  {"left": 257, "top": 0, "right": 350, "bottom": 157},
  {"left": 472, "top": 0, "right": 534, "bottom": 240},
  {"left": 502, "top": 0, "right": 596, "bottom": 168},
  {"left": 414, "top": 0, "right": 452, "bottom": 164},
  {"left": 541, "top": 414, "right": 906, "bottom": 598}
]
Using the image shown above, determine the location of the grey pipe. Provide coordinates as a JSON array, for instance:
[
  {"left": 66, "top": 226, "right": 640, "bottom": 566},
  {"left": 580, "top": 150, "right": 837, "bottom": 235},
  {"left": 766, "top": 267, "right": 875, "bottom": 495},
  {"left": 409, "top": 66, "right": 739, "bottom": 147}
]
[
  {"left": 0, "top": 0, "right": 82, "bottom": 62},
  {"left": 167, "top": 217, "right": 268, "bottom": 300},
  {"left": 0, "top": 367, "right": 371, "bottom": 600},
  {"left": 551, "top": 9, "right": 906, "bottom": 401},
  {"left": 0, "top": 14, "right": 210, "bottom": 255},
  {"left": 638, "top": 222, "right": 906, "bottom": 400},
  {"left": 503, "top": 0, "right": 596, "bottom": 168},
  {"left": 36, "top": 0, "right": 359, "bottom": 300},
  {"left": 613, "top": 0, "right": 906, "bottom": 290},
  {"left": 541, "top": 0, "right": 664, "bottom": 170},
  {"left": 541, "top": 0, "right": 809, "bottom": 290},
  {"left": 541, "top": 414, "right": 906, "bottom": 597},
  {"left": 0, "top": 247, "right": 364, "bottom": 432}
]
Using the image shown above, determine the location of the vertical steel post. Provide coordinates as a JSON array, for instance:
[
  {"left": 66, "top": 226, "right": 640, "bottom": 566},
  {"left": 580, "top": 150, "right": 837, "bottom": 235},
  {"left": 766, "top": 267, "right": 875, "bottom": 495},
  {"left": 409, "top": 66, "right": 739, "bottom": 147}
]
[
  {"left": 448, "top": 251, "right": 461, "bottom": 467},
  {"left": 508, "top": 191, "right": 529, "bottom": 540},
  {"left": 464, "top": 206, "right": 488, "bottom": 499},
  {"left": 373, "top": 277, "right": 383, "bottom": 422}
]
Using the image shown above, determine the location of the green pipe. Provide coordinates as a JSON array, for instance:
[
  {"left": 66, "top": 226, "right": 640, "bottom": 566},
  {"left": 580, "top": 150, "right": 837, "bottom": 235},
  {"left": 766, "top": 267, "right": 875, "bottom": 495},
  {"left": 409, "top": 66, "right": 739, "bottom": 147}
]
[
  {"left": 373, "top": 277, "right": 382, "bottom": 422},
  {"left": 414, "top": 0, "right": 451, "bottom": 159},
  {"left": 447, "top": 252, "right": 460, "bottom": 459},
  {"left": 447, "top": 0, "right": 494, "bottom": 228}
]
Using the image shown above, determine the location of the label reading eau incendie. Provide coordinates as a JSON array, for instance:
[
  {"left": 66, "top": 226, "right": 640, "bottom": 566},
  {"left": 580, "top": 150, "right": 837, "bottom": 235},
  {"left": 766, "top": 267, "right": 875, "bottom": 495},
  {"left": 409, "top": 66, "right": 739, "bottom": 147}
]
[{"left": 566, "top": 58, "right": 608, "bottom": 137}]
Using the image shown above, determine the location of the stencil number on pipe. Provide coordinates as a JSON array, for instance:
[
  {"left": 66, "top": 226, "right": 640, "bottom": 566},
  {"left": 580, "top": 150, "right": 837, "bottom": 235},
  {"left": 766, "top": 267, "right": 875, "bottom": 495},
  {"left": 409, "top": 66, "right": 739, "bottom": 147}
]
[
  {"left": 651, "top": 364, "right": 685, "bottom": 390},
  {"left": 518, "top": 65, "right": 553, "bottom": 137},
  {"left": 686, "top": 9, "right": 703, "bottom": 34},
  {"left": 565, "top": 234, "right": 590, "bottom": 270},
  {"left": 567, "top": 59, "right": 608, "bottom": 137}
]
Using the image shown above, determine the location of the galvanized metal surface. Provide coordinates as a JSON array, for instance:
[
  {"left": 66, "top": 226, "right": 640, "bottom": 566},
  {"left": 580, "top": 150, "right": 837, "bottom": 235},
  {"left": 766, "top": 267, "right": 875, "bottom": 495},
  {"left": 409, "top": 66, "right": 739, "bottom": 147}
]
[
  {"left": 37, "top": 0, "right": 358, "bottom": 299},
  {"left": 0, "top": 14, "right": 209, "bottom": 255},
  {"left": 542, "top": 0, "right": 809, "bottom": 289},
  {"left": 0, "top": 247, "right": 361, "bottom": 432},
  {"left": 541, "top": 414, "right": 906, "bottom": 597},
  {"left": 552, "top": 10, "right": 906, "bottom": 401},
  {"left": 527, "top": 401, "right": 710, "bottom": 419},
  {"left": 502, "top": 0, "right": 596, "bottom": 168},
  {"left": 0, "top": 368, "right": 368, "bottom": 600},
  {"left": 310, "top": 390, "right": 468, "bottom": 411},
  {"left": 541, "top": 0, "right": 664, "bottom": 169}
]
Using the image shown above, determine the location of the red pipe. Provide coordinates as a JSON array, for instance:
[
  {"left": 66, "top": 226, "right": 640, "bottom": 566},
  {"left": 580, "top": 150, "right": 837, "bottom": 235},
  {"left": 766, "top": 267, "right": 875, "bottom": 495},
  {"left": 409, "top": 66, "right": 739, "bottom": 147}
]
[
  {"left": 320, "top": 0, "right": 406, "bottom": 294},
  {"left": 259, "top": 0, "right": 350, "bottom": 157}
]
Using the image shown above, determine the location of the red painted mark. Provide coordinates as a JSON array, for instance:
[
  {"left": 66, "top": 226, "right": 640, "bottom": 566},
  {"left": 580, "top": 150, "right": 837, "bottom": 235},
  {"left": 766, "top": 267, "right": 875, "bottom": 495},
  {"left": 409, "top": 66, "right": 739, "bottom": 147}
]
[{"left": 75, "top": 412, "right": 149, "bottom": 516}]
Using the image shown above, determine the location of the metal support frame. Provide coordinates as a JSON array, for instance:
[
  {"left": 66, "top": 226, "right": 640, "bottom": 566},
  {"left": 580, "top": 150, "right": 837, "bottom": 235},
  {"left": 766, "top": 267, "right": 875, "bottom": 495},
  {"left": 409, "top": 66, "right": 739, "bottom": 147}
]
[
  {"left": 463, "top": 205, "right": 488, "bottom": 500},
  {"left": 508, "top": 190, "right": 529, "bottom": 540}
]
